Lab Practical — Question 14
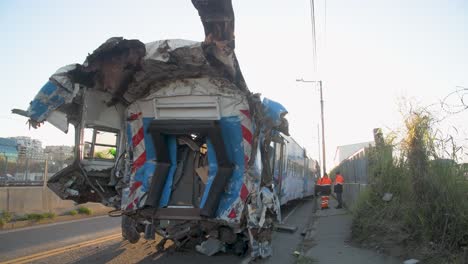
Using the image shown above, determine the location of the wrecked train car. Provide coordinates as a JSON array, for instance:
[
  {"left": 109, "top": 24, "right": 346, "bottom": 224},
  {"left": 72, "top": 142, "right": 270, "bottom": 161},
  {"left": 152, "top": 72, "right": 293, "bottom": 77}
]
[{"left": 12, "top": 0, "right": 319, "bottom": 259}]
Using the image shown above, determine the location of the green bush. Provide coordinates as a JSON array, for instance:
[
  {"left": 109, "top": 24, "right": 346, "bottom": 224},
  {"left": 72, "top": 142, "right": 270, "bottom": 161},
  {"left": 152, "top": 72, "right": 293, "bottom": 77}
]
[
  {"left": 26, "top": 213, "right": 45, "bottom": 221},
  {"left": 0, "top": 211, "right": 12, "bottom": 223},
  {"left": 25, "top": 212, "right": 56, "bottom": 222},
  {"left": 68, "top": 210, "right": 78, "bottom": 216},
  {"left": 15, "top": 215, "right": 28, "bottom": 221},
  {"left": 77, "top": 207, "right": 92, "bottom": 215},
  {"left": 0, "top": 218, "right": 4, "bottom": 227},
  {"left": 43, "top": 212, "right": 56, "bottom": 219}
]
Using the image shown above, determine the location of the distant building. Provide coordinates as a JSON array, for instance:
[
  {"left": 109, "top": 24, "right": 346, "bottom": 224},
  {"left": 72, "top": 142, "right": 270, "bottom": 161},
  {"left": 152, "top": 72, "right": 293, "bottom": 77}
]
[
  {"left": 0, "top": 137, "right": 18, "bottom": 161},
  {"left": 10, "top": 136, "right": 45, "bottom": 160},
  {"left": 44, "top": 145, "right": 74, "bottom": 161},
  {"left": 333, "top": 141, "right": 374, "bottom": 167}
]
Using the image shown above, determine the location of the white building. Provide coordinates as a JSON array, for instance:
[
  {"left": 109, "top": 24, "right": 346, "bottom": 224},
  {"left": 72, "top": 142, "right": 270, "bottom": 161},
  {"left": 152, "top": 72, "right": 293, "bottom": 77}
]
[
  {"left": 333, "top": 141, "right": 374, "bottom": 167},
  {"left": 10, "top": 136, "right": 45, "bottom": 160},
  {"left": 44, "top": 145, "right": 74, "bottom": 161}
]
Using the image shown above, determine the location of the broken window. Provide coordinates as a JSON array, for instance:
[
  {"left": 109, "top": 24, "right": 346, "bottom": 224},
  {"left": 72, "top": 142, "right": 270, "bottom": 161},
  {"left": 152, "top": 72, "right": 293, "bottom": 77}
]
[{"left": 83, "top": 128, "right": 118, "bottom": 160}]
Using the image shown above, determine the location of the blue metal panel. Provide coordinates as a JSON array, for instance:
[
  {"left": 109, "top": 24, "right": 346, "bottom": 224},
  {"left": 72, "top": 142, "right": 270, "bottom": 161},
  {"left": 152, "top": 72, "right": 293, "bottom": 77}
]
[
  {"left": 29, "top": 100, "right": 50, "bottom": 120},
  {"left": 142, "top": 118, "right": 156, "bottom": 161},
  {"left": 40, "top": 81, "right": 58, "bottom": 95},
  {"left": 216, "top": 116, "right": 244, "bottom": 216},
  {"left": 28, "top": 81, "right": 71, "bottom": 122},
  {"left": 279, "top": 135, "right": 308, "bottom": 204},
  {"left": 262, "top": 98, "right": 288, "bottom": 127},
  {"left": 159, "top": 135, "right": 177, "bottom": 207},
  {"left": 49, "top": 95, "right": 65, "bottom": 106},
  {"left": 134, "top": 161, "right": 156, "bottom": 193}
]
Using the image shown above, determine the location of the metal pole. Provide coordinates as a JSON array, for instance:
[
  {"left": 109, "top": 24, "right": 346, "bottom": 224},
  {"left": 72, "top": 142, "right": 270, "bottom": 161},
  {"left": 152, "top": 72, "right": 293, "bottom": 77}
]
[
  {"left": 2, "top": 152, "right": 7, "bottom": 175},
  {"left": 5, "top": 156, "right": 8, "bottom": 175},
  {"left": 319, "top": 81, "right": 326, "bottom": 173},
  {"left": 43, "top": 158, "right": 48, "bottom": 188},
  {"left": 296, "top": 78, "right": 327, "bottom": 174},
  {"left": 25, "top": 157, "right": 29, "bottom": 181},
  {"left": 317, "top": 124, "right": 321, "bottom": 176}
]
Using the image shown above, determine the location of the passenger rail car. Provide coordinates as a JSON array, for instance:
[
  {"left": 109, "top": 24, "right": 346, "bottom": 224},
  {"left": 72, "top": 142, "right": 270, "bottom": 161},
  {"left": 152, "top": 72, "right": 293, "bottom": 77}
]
[{"left": 271, "top": 135, "right": 319, "bottom": 205}]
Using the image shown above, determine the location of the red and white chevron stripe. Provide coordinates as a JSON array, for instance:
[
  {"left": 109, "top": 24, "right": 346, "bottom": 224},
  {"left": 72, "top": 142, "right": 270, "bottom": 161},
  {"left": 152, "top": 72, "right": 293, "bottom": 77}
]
[
  {"left": 240, "top": 109, "right": 252, "bottom": 169},
  {"left": 125, "top": 112, "right": 147, "bottom": 210},
  {"left": 128, "top": 112, "right": 146, "bottom": 173},
  {"left": 226, "top": 109, "right": 252, "bottom": 220},
  {"left": 239, "top": 109, "right": 252, "bottom": 203}
]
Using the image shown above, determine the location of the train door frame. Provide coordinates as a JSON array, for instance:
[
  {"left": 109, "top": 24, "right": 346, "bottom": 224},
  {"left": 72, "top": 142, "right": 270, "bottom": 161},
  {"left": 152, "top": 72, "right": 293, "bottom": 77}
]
[{"left": 275, "top": 134, "right": 288, "bottom": 202}]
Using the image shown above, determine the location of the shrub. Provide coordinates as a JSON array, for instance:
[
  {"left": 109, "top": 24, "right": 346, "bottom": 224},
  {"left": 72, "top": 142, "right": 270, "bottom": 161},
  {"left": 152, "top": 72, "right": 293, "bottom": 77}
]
[
  {"left": 1, "top": 211, "right": 12, "bottom": 223},
  {"left": 25, "top": 212, "right": 56, "bottom": 221},
  {"left": 43, "top": 212, "right": 56, "bottom": 219},
  {"left": 77, "top": 207, "right": 92, "bottom": 215},
  {"left": 15, "top": 215, "right": 28, "bottom": 221},
  {"left": 68, "top": 210, "right": 78, "bottom": 216},
  {"left": 0, "top": 218, "right": 4, "bottom": 227},
  {"left": 26, "top": 213, "right": 45, "bottom": 221}
]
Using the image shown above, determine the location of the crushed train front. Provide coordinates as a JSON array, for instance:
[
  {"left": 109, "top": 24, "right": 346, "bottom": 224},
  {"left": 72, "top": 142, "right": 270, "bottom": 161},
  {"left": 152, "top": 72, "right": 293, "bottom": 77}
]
[{"left": 12, "top": 38, "right": 291, "bottom": 258}]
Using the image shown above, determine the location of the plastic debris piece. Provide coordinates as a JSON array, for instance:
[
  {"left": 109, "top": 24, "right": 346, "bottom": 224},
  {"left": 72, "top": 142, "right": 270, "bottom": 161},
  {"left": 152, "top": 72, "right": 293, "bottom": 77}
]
[
  {"left": 258, "top": 241, "right": 272, "bottom": 258},
  {"left": 382, "top": 193, "right": 393, "bottom": 202},
  {"left": 403, "top": 259, "right": 419, "bottom": 264},
  {"left": 195, "top": 166, "right": 209, "bottom": 184},
  {"left": 195, "top": 237, "right": 225, "bottom": 256}
]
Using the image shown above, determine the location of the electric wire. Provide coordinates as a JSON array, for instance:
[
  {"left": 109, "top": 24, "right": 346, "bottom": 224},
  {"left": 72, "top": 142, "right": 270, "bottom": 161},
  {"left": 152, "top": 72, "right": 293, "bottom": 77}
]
[{"left": 309, "top": 0, "right": 318, "bottom": 73}]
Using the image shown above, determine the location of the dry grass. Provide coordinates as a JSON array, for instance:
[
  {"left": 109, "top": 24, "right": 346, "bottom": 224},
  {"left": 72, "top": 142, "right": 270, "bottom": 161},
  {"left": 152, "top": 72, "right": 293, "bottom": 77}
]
[{"left": 352, "top": 110, "right": 468, "bottom": 263}]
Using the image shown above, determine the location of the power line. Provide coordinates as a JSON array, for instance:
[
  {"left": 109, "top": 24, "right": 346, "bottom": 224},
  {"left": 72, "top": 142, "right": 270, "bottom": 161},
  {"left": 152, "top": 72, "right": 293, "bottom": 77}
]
[
  {"left": 324, "top": 0, "right": 327, "bottom": 55},
  {"left": 309, "top": 0, "right": 318, "bottom": 73}
]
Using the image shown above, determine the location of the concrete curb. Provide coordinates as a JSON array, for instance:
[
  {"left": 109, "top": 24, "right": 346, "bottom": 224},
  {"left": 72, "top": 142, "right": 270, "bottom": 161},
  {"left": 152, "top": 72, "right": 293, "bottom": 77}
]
[{"left": 0, "top": 209, "right": 110, "bottom": 231}]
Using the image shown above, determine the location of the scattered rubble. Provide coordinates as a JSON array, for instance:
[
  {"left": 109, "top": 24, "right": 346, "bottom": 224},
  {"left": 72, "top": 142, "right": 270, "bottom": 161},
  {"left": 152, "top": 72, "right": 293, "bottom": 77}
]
[
  {"left": 382, "top": 192, "right": 393, "bottom": 202},
  {"left": 403, "top": 259, "right": 419, "bottom": 264},
  {"left": 195, "top": 237, "right": 226, "bottom": 256}
]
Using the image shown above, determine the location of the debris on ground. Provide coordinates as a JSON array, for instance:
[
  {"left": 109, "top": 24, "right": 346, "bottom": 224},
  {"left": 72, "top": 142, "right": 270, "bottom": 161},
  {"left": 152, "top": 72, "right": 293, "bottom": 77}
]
[
  {"left": 403, "top": 259, "right": 419, "bottom": 264},
  {"left": 382, "top": 193, "right": 393, "bottom": 202},
  {"left": 195, "top": 237, "right": 226, "bottom": 256}
]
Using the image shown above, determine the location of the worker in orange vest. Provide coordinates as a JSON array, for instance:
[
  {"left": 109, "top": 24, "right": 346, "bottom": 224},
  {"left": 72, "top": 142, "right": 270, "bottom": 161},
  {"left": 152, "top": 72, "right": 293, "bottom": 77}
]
[
  {"left": 315, "top": 176, "right": 322, "bottom": 196},
  {"left": 333, "top": 171, "right": 345, "bottom": 209},
  {"left": 320, "top": 173, "right": 332, "bottom": 210}
]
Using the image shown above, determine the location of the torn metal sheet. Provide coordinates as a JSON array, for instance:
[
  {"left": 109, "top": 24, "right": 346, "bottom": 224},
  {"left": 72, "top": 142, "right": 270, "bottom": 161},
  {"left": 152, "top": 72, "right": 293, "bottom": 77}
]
[
  {"left": 262, "top": 98, "right": 289, "bottom": 136},
  {"left": 47, "top": 110, "right": 69, "bottom": 132},
  {"left": 12, "top": 66, "right": 80, "bottom": 129}
]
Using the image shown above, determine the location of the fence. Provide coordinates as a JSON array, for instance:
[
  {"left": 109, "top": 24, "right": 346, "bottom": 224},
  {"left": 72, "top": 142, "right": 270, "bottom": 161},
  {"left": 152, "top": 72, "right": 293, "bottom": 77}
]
[
  {"left": 0, "top": 156, "right": 112, "bottom": 215},
  {"left": 332, "top": 148, "right": 369, "bottom": 209},
  {"left": 0, "top": 186, "right": 111, "bottom": 215},
  {"left": 0, "top": 156, "right": 70, "bottom": 186}
]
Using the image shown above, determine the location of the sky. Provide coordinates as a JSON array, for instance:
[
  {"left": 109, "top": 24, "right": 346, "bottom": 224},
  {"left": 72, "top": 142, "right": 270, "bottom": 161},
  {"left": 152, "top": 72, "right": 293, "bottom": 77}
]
[{"left": 0, "top": 0, "right": 467, "bottom": 170}]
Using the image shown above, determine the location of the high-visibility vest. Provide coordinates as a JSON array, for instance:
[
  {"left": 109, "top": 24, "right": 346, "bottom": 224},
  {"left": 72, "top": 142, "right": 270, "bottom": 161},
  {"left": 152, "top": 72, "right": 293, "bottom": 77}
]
[
  {"left": 321, "top": 177, "right": 332, "bottom": 186},
  {"left": 334, "top": 174, "right": 344, "bottom": 185}
]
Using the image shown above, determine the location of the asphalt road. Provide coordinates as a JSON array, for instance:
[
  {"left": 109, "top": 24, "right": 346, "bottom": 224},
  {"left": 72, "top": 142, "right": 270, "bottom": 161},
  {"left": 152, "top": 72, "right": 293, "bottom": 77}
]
[
  {"left": 0, "top": 199, "right": 315, "bottom": 264},
  {"left": 0, "top": 215, "right": 121, "bottom": 262}
]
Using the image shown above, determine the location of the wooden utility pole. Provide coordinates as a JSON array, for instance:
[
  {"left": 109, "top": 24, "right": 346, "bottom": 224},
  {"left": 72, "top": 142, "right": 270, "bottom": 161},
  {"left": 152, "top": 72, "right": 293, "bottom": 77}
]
[
  {"left": 319, "top": 80, "right": 326, "bottom": 173},
  {"left": 296, "top": 79, "right": 327, "bottom": 174}
]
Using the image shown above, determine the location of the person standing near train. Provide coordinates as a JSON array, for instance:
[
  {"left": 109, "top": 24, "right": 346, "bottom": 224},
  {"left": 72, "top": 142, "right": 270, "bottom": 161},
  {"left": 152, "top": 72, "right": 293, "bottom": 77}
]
[
  {"left": 334, "top": 171, "right": 345, "bottom": 209},
  {"left": 315, "top": 175, "right": 322, "bottom": 196},
  {"left": 320, "top": 173, "right": 332, "bottom": 209}
]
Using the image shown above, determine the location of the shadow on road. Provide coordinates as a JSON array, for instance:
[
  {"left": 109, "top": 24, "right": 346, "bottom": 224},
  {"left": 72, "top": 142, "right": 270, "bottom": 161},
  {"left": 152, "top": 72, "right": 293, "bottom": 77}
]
[
  {"left": 47, "top": 198, "right": 317, "bottom": 264},
  {"left": 70, "top": 239, "right": 244, "bottom": 264}
]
